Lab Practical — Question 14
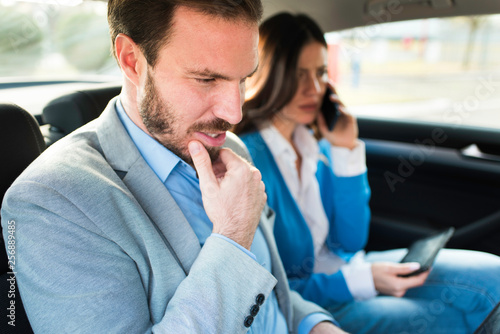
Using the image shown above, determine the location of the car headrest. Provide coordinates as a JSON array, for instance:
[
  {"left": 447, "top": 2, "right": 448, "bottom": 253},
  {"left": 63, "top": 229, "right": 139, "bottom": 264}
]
[
  {"left": 42, "top": 85, "right": 122, "bottom": 136},
  {"left": 0, "top": 103, "right": 45, "bottom": 205}
]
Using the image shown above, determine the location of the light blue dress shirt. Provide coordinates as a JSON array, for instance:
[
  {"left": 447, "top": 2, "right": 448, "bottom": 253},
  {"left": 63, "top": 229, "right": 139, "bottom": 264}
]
[{"left": 115, "top": 99, "right": 332, "bottom": 333}]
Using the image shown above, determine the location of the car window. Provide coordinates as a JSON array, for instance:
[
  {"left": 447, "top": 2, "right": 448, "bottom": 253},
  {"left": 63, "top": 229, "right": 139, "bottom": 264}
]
[
  {"left": 0, "top": 0, "right": 120, "bottom": 115},
  {"left": 327, "top": 14, "right": 500, "bottom": 130},
  {"left": 0, "top": 0, "right": 117, "bottom": 77}
]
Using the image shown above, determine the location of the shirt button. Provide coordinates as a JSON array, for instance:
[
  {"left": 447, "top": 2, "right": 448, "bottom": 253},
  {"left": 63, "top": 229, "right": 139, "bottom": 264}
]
[
  {"left": 244, "top": 316, "right": 254, "bottom": 327},
  {"left": 250, "top": 304, "right": 259, "bottom": 316},
  {"left": 255, "top": 293, "right": 265, "bottom": 305}
]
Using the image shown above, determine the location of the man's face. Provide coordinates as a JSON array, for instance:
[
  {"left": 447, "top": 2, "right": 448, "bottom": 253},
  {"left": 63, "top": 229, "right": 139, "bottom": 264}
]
[{"left": 138, "top": 7, "right": 259, "bottom": 164}]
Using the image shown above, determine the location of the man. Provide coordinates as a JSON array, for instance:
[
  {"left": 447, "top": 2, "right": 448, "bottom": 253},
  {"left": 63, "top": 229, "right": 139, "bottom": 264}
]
[{"left": 1, "top": 0, "right": 345, "bottom": 332}]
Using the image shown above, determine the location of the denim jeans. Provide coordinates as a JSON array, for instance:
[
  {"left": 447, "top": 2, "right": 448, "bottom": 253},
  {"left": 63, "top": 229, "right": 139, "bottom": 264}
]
[{"left": 328, "top": 249, "right": 500, "bottom": 334}]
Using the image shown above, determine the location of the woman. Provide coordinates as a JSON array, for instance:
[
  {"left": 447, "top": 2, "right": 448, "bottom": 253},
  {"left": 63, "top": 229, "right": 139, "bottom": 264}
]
[{"left": 234, "top": 12, "right": 500, "bottom": 334}]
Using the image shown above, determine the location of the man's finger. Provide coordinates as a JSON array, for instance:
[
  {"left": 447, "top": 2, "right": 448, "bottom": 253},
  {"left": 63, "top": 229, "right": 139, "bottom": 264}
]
[
  {"left": 189, "top": 141, "right": 217, "bottom": 186},
  {"left": 217, "top": 147, "right": 248, "bottom": 171}
]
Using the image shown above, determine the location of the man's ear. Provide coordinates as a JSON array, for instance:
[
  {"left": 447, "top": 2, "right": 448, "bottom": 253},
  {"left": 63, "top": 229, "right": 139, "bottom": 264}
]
[{"left": 115, "top": 33, "right": 145, "bottom": 87}]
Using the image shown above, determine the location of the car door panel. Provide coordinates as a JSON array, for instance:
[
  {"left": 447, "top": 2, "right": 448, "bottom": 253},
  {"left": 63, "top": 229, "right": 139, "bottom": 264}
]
[{"left": 359, "top": 118, "right": 500, "bottom": 256}]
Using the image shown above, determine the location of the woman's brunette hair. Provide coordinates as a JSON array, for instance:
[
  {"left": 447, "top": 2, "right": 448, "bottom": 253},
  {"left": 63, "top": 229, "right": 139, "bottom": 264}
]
[{"left": 233, "top": 12, "right": 327, "bottom": 135}]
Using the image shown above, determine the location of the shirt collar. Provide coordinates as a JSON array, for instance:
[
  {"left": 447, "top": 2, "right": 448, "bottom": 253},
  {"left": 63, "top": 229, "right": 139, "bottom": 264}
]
[
  {"left": 114, "top": 97, "right": 195, "bottom": 183},
  {"left": 260, "top": 124, "right": 296, "bottom": 162},
  {"left": 293, "top": 125, "right": 320, "bottom": 161},
  {"left": 260, "top": 124, "right": 319, "bottom": 165}
]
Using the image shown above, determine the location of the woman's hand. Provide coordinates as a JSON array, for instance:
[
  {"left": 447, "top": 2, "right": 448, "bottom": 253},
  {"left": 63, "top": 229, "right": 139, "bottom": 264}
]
[
  {"left": 317, "top": 83, "right": 359, "bottom": 150},
  {"left": 371, "top": 262, "right": 430, "bottom": 297}
]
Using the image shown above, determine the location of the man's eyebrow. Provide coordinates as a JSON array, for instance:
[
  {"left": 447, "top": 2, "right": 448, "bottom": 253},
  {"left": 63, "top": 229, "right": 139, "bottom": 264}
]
[
  {"left": 187, "top": 68, "right": 230, "bottom": 80},
  {"left": 186, "top": 64, "right": 259, "bottom": 81}
]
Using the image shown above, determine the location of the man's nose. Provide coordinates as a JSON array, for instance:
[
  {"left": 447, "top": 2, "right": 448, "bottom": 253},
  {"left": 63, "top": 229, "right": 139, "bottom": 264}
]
[{"left": 212, "top": 82, "right": 243, "bottom": 125}]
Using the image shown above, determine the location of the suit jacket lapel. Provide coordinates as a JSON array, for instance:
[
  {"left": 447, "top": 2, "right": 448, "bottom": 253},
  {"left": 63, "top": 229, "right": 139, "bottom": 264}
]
[
  {"left": 224, "top": 133, "right": 293, "bottom": 323},
  {"left": 94, "top": 99, "right": 292, "bottom": 319},
  {"left": 95, "top": 97, "right": 201, "bottom": 273},
  {"left": 257, "top": 205, "right": 293, "bottom": 327}
]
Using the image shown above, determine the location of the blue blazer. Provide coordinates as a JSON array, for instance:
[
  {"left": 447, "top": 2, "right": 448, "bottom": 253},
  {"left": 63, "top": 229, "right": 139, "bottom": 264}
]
[{"left": 241, "top": 131, "right": 371, "bottom": 307}]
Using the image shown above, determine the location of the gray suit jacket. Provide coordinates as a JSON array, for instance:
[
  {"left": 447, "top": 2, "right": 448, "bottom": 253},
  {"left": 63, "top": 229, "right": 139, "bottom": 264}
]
[{"left": 1, "top": 97, "right": 329, "bottom": 333}]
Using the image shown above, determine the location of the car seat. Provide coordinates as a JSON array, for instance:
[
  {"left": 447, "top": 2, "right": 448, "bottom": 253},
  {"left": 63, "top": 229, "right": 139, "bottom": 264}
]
[
  {"left": 0, "top": 103, "right": 45, "bottom": 334},
  {"left": 41, "top": 84, "right": 121, "bottom": 146}
]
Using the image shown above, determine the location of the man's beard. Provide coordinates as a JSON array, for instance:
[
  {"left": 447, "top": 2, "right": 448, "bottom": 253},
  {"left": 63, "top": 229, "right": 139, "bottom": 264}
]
[{"left": 139, "top": 71, "right": 232, "bottom": 166}]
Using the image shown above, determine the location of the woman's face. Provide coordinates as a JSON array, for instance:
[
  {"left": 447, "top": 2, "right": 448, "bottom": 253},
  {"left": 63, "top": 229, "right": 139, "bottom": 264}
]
[{"left": 275, "top": 41, "right": 328, "bottom": 130}]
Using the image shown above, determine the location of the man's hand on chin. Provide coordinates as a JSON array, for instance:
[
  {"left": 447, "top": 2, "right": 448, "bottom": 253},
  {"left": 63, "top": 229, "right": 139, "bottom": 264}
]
[
  {"left": 188, "top": 140, "right": 266, "bottom": 250},
  {"left": 310, "top": 321, "right": 349, "bottom": 334}
]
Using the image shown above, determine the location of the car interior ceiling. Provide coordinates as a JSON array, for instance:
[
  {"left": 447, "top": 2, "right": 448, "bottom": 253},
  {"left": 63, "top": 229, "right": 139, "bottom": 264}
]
[
  {"left": 85, "top": 0, "right": 500, "bottom": 33},
  {"left": 255, "top": 0, "right": 500, "bottom": 32}
]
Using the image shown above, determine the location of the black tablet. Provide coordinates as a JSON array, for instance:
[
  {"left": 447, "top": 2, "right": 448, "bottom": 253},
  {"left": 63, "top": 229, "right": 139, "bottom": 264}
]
[{"left": 399, "top": 227, "right": 455, "bottom": 277}]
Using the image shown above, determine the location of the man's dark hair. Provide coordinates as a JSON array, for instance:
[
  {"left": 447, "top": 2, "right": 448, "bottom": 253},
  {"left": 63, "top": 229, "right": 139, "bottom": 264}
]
[{"left": 108, "top": 0, "right": 263, "bottom": 67}]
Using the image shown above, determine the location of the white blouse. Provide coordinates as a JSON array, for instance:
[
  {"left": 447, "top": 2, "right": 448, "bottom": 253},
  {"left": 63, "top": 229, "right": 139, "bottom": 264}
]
[{"left": 260, "top": 124, "right": 377, "bottom": 300}]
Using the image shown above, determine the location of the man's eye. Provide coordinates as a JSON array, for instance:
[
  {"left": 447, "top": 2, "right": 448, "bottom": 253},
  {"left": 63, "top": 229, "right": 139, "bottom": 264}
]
[{"left": 196, "top": 78, "right": 215, "bottom": 84}]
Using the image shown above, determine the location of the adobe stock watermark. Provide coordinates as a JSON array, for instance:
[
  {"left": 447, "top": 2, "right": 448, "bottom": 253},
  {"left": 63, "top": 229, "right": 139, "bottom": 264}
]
[
  {"left": 339, "top": 0, "right": 404, "bottom": 60},
  {"left": 6, "top": 220, "right": 17, "bottom": 327},
  {"left": 443, "top": 74, "right": 500, "bottom": 127},
  {"left": 384, "top": 73, "right": 500, "bottom": 193},
  {"left": 384, "top": 128, "right": 447, "bottom": 193},
  {"left": 397, "top": 276, "right": 464, "bottom": 334},
  {"left": 5, "top": 0, "right": 77, "bottom": 54}
]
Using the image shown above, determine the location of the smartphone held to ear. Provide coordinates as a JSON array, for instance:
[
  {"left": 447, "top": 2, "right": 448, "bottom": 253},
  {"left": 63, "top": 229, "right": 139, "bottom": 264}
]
[{"left": 321, "top": 87, "right": 340, "bottom": 131}]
